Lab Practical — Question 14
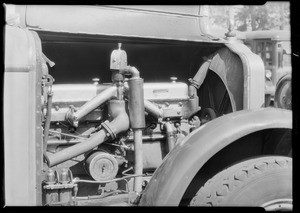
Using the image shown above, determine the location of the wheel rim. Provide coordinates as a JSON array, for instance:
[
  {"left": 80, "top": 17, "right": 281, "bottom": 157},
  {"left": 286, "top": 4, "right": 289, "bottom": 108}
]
[
  {"left": 261, "top": 199, "right": 293, "bottom": 211},
  {"left": 275, "top": 79, "right": 291, "bottom": 110}
]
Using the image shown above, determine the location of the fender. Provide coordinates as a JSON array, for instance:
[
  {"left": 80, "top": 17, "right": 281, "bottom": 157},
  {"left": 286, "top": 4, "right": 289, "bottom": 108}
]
[{"left": 138, "top": 108, "right": 292, "bottom": 206}]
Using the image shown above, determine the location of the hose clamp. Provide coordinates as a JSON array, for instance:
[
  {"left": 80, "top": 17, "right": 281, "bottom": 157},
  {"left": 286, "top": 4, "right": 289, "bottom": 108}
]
[
  {"left": 188, "top": 78, "right": 201, "bottom": 89},
  {"left": 101, "top": 120, "right": 117, "bottom": 139}
]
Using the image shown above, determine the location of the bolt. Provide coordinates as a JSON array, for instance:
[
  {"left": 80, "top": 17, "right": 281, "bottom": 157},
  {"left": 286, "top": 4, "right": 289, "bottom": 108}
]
[
  {"left": 165, "top": 102, "right": 170, "bottom": 107},
  {"left": 55, "top": 105, "right": 59, "bottom": 111},
  {"left": 174, "top": 122, "right": 180, "bottom": 128},
  {"left": 170, "top": 77, "right": 177, "bottom": 83},
  {"left": 178, "top": 102, "right": 183, "bottom": 107},
  {"left": 92, "top": 78, "right": 100, "bottom": 85}
]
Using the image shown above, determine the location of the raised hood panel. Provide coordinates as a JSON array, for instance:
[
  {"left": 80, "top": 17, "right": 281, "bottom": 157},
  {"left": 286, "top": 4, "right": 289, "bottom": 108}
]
[{"left": 12, "top": 5, "right": 222, "bottom": 43}]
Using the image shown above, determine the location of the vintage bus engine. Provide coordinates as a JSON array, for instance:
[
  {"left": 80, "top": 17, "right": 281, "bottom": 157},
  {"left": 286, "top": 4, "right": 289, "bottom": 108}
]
[{"left": 42, "top": 43, "right": 201, "bottom": 204}]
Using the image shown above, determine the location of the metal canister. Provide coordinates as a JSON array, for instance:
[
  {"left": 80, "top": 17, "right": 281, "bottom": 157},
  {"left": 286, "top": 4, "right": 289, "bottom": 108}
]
[
  {"left": 59, "top": 168, "right": 72, "bottom": 203},
  {"left": 128, "top": 77, "right": 146, "bottom": 129},
  {"left": 44, "top": 169, "right": 59, "bottom": 205}
]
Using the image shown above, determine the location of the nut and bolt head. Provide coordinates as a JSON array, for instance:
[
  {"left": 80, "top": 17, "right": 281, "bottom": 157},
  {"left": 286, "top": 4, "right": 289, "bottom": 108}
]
[
  {"left": 92, "top": 78, "right": 100, "bottom": 85},
  {"left": 170, "top": 77, "right": 177, "bottom": 83},
  {"left": 174, "top": 122, "right": 181, "bottom": 128}
]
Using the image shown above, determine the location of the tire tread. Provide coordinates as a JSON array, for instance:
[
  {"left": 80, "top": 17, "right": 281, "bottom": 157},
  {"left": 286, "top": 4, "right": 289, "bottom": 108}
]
[{"left": 190, "top": 156, "right": 292, "bottom": 206}]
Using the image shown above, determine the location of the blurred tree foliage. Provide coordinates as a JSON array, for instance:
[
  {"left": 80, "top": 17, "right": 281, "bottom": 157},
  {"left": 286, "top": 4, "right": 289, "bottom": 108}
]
[{"left": 209, "top": 2, "right": 290, "bottom": 32}]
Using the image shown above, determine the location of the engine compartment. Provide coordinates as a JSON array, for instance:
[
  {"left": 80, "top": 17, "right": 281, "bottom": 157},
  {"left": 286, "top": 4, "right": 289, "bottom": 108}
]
[{"left": 38, "top": 31, "right": 225, "bottom": 205}]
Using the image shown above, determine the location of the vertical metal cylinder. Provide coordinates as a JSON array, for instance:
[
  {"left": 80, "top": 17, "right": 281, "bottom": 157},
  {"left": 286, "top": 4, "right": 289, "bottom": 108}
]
[
  {"left": 128, "top": 77, "right": 145, "bottom": 193},
  {"left": 44, "top": 169, "right": 59, "bottom": 204},
  {"left": 59, "top": 168, "right": 72, "bottom": 203},
  {"left": 43, "top": 91, "right": 53, "bottom": 154},
  {"left": 45, "top": 168, "right": 56, "bottom": 184},
  {"left": 164, "top": 122, "right": 175, "bottom": 152},
  {"left": 133, "top": 129, "right": 143, "bottom": 193},
  {"left": 128, "top": 78, "right": 146, "bottom": 129}
]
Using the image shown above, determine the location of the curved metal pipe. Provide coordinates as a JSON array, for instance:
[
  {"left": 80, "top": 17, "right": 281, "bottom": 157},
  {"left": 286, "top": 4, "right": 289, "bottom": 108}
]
[
  {"left": 144, "top": 99, "right": 163, "bottom": 118},
  {"left": 65, "top": 86, "right": 117, "bottom": 127},
  {"left": 164, "top": 122, "right": 175, "bottom": 152},
  {"left": 47, "top": 100, "right": 129, "bottom": 167},
  {"left": 120, "top": 66, "right": 140, "bottom": 78}
]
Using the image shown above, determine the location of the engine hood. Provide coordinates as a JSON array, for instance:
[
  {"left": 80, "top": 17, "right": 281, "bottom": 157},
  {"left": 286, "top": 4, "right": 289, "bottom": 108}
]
[{"left": 5, "top": 5, "right": 225, "bottom": 44}]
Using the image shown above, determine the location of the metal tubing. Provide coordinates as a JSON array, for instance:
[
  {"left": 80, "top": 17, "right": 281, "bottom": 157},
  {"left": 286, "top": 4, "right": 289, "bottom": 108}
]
[
  {"left": 43, "top": 91, "right": 53, "bottom": 154},
  {"left": 47, "top": 129, "right": 108, "bottom": 167},
  {"left": 66, "top": 86, "right": 117, "bottom": 126},
  {"left": 164, "top": 122, "right": 175, "bottom": 152},
  {"left": 120, "top": 66, "right": 140, "bottom": 78},
  {"left": 122, "top": 66, "right": 145, "bottom": 193},
  {"left": 144, "top": 99, "right": 163, "bottom": 118},
  {"left": 128, "top": 78, "right": 146, "bottom": 129},
  {"left": 46, "top": 134, "right": 165, "bottom": 146},
  {"left": 133, "top": 129, "right": 143, "bottom": 193},
  {"left": 47, "top": 100, "right": 129, "bottom": 167}
]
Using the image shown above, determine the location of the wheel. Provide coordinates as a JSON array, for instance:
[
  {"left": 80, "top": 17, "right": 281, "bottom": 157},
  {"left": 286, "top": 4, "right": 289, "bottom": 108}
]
[
  {"left": 200, "top": 108, "right": 217, "bottom": 124},
  {"left": 190, "top": 156, "right": 292, "bottom": 210},
  {"left": 274, "top": 77, "right": 291, "bottom": 110}
]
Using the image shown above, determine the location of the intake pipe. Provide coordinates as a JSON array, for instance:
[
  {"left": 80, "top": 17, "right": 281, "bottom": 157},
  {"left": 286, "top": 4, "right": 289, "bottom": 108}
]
[
  {"left": 65, "top": 85, "right": 117, "bottom": 127},
  {"left": 46, "top": 100, "right": 129, "bottom": 167}
]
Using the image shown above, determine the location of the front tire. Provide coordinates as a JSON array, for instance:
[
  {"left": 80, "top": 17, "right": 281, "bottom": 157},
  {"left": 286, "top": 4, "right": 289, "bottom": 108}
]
[{"left": 190, "top": 156, "right": 292, "bottom": 210}]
